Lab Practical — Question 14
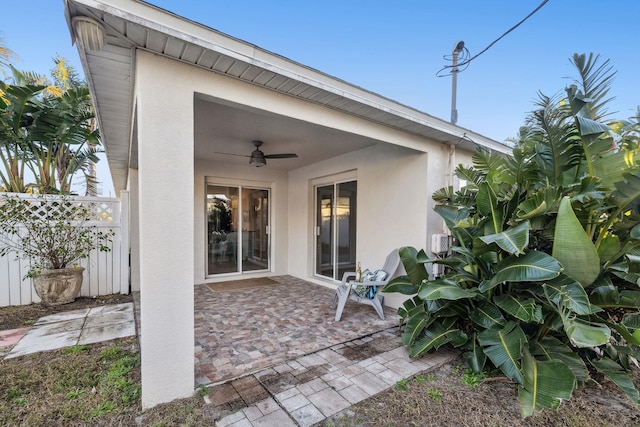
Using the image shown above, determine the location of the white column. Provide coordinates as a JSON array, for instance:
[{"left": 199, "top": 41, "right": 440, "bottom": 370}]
[{"left": 136, "top": 53, "right": 195, "bottom": 408}]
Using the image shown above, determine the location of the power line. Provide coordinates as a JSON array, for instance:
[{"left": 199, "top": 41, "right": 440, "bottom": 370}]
[{"left": 437, "top": 0, "right": 549, "bottom": 76}]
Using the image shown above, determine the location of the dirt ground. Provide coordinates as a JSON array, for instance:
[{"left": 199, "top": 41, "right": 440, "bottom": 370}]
[{"left": 2, "top": 297, "right": 640, "bottom": 426}]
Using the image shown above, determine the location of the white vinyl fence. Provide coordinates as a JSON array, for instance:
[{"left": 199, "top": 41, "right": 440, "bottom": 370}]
[{"left": 0, "top": 192, "right": 130, "bottom": 307}]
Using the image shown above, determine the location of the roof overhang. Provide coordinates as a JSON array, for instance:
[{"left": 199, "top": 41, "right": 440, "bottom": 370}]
[{"left": 64, "top": 0, "right": 511, "bottom": 193}]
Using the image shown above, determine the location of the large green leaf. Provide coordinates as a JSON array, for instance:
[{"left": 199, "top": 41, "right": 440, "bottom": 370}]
[
  {"left": 593, "top": 149, "right": 640, "bottom": 188},
  {"left": 408, "top": 320, "right": 467, "bottom": 358},
  {"left": 563, "top": 317, "right": 611, "bottom": 348},
  {"left": 477, "top": 182, "right": 504, "bottom": 234},
  {"left": 611, "top": 174, "right": 640, "bottom": 211},
  {"left": 401, "top": 311, "right": 430, "bottom": 347},
  {"left": 543, "top": 274, "right": 596, "bottom": 315},
  {"left": 395, "top": 296, "right": 424, "bottom": 327},
  {"left": 417, "top": 279, "right": 478, "bottom": 301},
  {"left": 576, "top": 115, "right": 611, "bottom": 136},
  {"left": 622, "top": 313, "right": 640, "bottom": 329},
  {"left": 384, "top": 276, "right": 419, "bottom": 295},
  {"left": 598, "top": 234, "right": 621, "bottom": 264},
  {"left": 606, "top": 321, "right": 640, "bottom": 346},
  {"left": 397, "top": 246, "right": 429, "bottom": 286},
  {"left": 463, "top": 333, "right": 487, "bottom": 373},
  {"left": 591, "top": 358, "right": 640, "bottom": 404},
  {"left": 529, "top": 336, "right": 589, "bottom": 383},
  {"left": 481, "top": 251, "right": 562, "bottom": 292},
  {"left": 494, "top": 294, "right": 543, "bottom": 323},
  {"left": 478, "top": 321, "right": 526, "bottom": 384},
  {"left": 518, "top": 347, "right": 575, "bottom": 417},
  {"left": 552, "top": 197, "right": 600, "bottom": 286},
  {"left": 590, "top": 288, "right": 640, "bottom": 309},
  {"left": 479, "top": 220, "right": 530, "bottom": 255},
  {"left": 469, "top": 302, "right": 506, "bottom": 329},
  {"left": 434, "top": 205, "right": 469, "bottom": 230}
]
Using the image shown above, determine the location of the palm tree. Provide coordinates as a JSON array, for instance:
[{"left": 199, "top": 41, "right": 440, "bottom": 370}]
[{"left": 0, "top": 55, "right": 102, "bottom": 194}]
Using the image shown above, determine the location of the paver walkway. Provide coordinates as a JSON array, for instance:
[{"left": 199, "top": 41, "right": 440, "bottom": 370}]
[{"left": 208, "top": 328, "right": 455, "bottom": 426}]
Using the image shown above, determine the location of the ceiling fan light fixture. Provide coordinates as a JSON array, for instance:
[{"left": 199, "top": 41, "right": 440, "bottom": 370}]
[{"left": 249, "top": 151, "right": 266, "bottom": 167}]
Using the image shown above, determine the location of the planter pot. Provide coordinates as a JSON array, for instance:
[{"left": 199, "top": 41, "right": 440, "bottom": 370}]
[{"left": 33, "top": 267, "right": 85, "bottom": 306}]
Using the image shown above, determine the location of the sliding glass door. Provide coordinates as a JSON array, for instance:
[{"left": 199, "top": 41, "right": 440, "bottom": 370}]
[
  {"left": 315, "top": 180, "right": 357, "bottom": 280},
  {"left": 206, "top": 185, "right": 270, "bottom": 276}
]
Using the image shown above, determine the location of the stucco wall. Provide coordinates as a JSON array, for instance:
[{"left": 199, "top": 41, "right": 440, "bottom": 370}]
[{"left": 287, "top": 138, "right": 469, "bottom": 309}]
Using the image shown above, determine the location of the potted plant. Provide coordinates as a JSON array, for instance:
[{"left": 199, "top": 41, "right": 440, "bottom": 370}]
[{"left": 0, "top": 193, "right": 113, "bottom": 305}]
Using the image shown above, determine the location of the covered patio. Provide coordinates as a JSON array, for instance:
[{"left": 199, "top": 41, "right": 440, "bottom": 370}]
[
  {"left": 137, "top": 276, "right": 401, "bottom": 386},
  {"left": 135, "top": 277, "right": 456, "bottom": 425},
  {"left": 194, "top": 276, "right": 400, "bottom": 385}
]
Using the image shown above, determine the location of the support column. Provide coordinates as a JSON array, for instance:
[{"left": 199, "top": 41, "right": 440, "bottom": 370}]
[{"left": 136, "top": 52, "right": 195, "bottom": 408}]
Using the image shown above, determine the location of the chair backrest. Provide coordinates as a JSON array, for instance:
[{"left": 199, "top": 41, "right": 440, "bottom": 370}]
[{"left": 380, "top": 248, "right": 401, "bottom": 283}]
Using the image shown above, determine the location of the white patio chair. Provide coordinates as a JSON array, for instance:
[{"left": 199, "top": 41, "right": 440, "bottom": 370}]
[{"left": 331, "top": 249, "right": 400, "bottom": 321}]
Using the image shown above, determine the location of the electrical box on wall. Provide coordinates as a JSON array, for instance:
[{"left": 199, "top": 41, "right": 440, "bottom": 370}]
[
  {"left": 431, "top": 233, "right": 449, "bottom": 255},
  {"left": 432, "top": 263, "right": 447, "bottom": 278}
]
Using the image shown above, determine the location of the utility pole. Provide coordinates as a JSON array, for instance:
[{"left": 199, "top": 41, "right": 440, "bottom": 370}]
[{"left": 450, "top": 40, "right": 464, "bottom": 125}]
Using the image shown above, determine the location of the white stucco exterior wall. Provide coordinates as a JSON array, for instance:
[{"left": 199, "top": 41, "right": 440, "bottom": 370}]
[
  {"left": 287, "top": 139, "right": 474, "bottom": 310},
  {"left": 136, "top": 51, "right": 195, "bottom": 408}
]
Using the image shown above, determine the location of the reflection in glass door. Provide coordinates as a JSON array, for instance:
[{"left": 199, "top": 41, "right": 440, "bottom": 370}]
[
  {"left": 243, "top": 188, "right": 269, "bottom": 272},
  {"left": 315, "top": 181, "right": 357, "bottom": 280},
  {"left": 207, "top": 185, "right": 270, "bottom": 276}
]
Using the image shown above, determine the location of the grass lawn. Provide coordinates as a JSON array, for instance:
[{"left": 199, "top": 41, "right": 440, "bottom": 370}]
[{"left": 1, "top": 297, "right": 639, "bottom": 426}]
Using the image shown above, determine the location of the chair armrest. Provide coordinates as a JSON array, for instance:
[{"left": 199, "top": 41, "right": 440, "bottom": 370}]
[
  {"left": 357, "top": 280, "right": 387, "bottom": 287},
  {"left": 341, "top": 272, "right": 358, "bottom": 284}
]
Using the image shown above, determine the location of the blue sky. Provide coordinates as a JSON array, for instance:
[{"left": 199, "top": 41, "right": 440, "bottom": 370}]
[{"left": 1, "top": 0, "right": 638, "bottom": 194}]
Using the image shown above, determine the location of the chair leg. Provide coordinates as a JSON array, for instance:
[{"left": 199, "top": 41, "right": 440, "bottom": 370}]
[
  {"left": 371, "top": 295, "right": 385, "bottom": 320},
  {"left": 329, "top": 291, "right": 338, "bottom": 309},
  {"left": 334, "top": 284, "right": 351, "bottom": 321}
]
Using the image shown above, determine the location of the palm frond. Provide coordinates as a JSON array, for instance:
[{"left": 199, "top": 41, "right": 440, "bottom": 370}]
[{"left": 570, "top": 53, "right": 616, "bottom": 121}]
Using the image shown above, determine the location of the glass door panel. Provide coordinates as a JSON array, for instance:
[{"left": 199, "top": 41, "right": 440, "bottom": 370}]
[
  {"left": 315, "top": 181, "right": 357, "bottom": 280},
  {"left": 207, "top": 185, "right": 239, "bottom": 275},
  {"left": 315, "top": 185, "right": 334, "bottom": 278},
  {"left": 336, "top": 181, "right": 357, "bottom": 279},
  {"left": 242, "top": 188, "right": 269, "bottom": 272}
]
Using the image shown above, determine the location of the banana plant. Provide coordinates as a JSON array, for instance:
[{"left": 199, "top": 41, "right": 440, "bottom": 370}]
[{"left": 385, "top": 53, "right": 640, "bottom": 417}]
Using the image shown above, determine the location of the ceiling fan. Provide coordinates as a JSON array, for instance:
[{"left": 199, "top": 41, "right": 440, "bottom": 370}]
[{"left": 217, "top": 140, "right": 298, "bottom": 167}]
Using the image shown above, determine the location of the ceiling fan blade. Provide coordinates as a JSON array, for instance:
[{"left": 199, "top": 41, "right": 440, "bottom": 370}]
[
  {"left": 263, "top": 153, "right": 298, "bottom": 159},
  {"left": 213, "top": 152, "right": 251, "bottom": 158}
]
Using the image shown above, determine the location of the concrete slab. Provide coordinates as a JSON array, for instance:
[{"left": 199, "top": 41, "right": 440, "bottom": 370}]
[
  {"left": 6, "top": 329, "right": 81, "bottom": 358},
  {"left": 33, "top": 308, "right": 90, "bottom": 325},
  {"left": 290, "top": 403, "right": 325, "bottom": 427},
  {"left": 251, "top": 409, "right": 297, "bottom": 427},
  {"left": 307, "top": 387, "right": 351, "bottom": 417},
  {"left": 5, "top": 303, "right": 135, "bottom": 359},
  {"left": 78, "top": 320, "right": 136, "bottom": 345}
]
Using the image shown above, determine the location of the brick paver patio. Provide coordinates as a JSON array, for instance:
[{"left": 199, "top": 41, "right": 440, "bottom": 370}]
[{"left": 134, "top": 275, "right": 456, "bottom": 426}]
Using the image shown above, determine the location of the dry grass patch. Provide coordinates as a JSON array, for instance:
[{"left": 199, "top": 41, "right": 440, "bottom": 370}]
[
  {"left": 1, "top": 338, "right": 141, "bottom": 426},
  {"left": 324, "top": 360, "right": 640, "bottom": 427}
]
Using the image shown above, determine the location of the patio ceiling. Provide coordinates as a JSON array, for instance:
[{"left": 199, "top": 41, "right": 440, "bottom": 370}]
[
  {"left": 193, "top": 97, "right": 380, "bottom": 171},
  {"left": 65, "top": 0, "right": 510, "bottom": 192}
]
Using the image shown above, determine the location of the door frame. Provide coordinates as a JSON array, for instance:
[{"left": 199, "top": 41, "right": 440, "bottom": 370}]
[
  {"left": 205, "top": 178, "right": 272, "bottom": 278},
  {"left": 312, "top": 170, "right": 357, "bottom": 282}
]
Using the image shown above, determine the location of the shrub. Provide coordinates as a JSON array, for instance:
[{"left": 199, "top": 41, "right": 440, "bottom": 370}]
[{"left": 384, "top": 54, "right": 640, "bottom": 416}]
